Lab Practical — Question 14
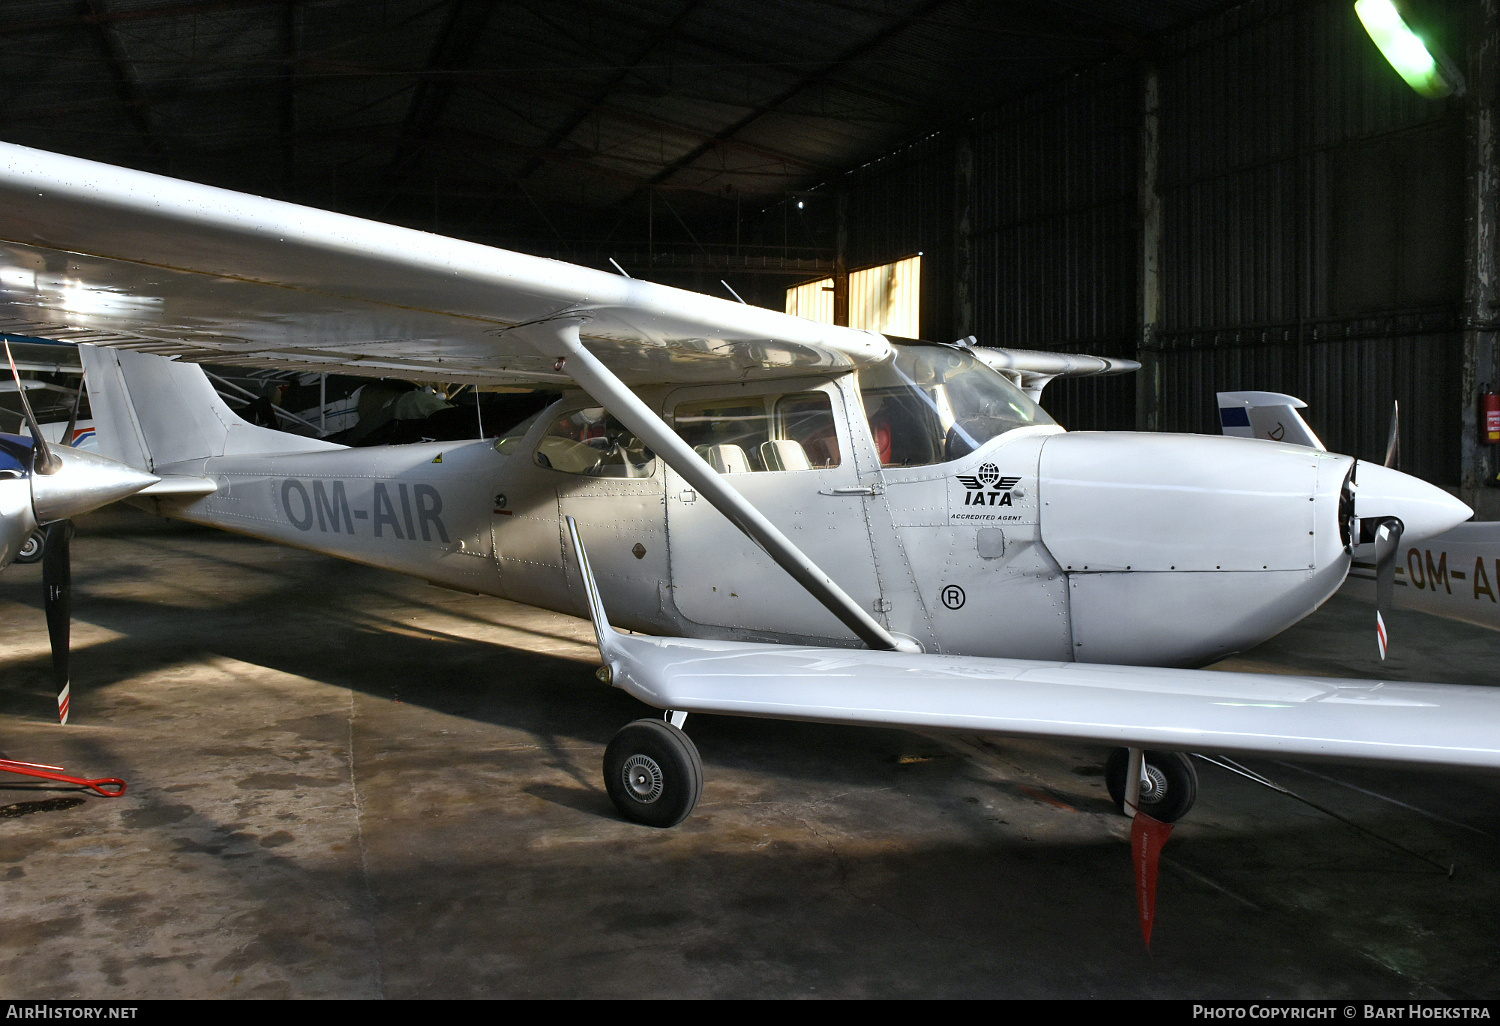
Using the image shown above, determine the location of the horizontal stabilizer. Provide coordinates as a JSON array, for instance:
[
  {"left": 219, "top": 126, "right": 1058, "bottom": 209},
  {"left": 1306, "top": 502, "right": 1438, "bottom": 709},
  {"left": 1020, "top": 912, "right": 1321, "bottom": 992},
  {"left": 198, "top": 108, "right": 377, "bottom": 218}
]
[{"left": 137, "top": 476, "right": 217, "bottom": 498}]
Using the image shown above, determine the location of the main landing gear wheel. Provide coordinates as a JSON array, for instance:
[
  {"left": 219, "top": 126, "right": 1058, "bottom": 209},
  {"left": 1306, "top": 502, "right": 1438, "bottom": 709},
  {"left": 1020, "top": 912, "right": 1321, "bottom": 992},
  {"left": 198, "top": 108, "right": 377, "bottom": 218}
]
[
  {"left": 1105, "top": 748, "right": 1198, "bottom": 823},
  {"left": 604, "top": 718, "right": 704, "bottom": 828},
  {"left": 15, "top": 529, "right": 46, "bottom": 564}
]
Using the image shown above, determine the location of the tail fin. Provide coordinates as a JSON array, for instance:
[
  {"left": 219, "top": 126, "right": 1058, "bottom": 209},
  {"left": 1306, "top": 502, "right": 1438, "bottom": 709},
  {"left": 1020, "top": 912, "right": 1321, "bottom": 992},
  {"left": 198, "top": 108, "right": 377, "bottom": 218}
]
[
  {"left": 1215, "top": 390, "right": 1326, "bottom": 450},
  {"left": 80, "top": 346, "right": 341, "bottom": 472}
]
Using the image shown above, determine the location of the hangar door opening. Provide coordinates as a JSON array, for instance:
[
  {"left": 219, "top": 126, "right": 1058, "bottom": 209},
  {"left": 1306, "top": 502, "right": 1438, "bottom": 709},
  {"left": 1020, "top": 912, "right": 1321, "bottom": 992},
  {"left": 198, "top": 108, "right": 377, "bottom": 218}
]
[{"left": 786, "top": 255, "right": 921, "bottom": 338}]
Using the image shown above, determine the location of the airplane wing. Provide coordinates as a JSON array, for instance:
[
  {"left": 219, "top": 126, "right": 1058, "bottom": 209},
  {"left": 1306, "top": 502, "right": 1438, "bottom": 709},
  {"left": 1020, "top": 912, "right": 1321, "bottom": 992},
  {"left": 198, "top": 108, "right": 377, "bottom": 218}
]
[
  {"left": 568, "top": 519, "right": 1500, "bottom": 772},
  {"left": 972, "top": 346, "right": 1139, "bottom": 382},
  {"left": 602, "top": 634, "right": 1500, "bottom": 770},
  {"left": 969, "top": 344, "right": 1140, "bottom": 402},
  {"left": 0, "top": 143, "right": 890, "bottom": 388},
  {"left": 0, "top": 336, "right": 82, "bottom": 375}
]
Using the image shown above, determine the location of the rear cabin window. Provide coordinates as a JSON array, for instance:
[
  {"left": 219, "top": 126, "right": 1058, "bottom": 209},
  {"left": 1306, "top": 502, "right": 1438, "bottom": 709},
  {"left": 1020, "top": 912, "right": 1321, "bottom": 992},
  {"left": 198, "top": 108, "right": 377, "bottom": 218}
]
[
  {"left": 532, "top": 408, "right": 655, "bottom": 477},
  {"left": 673, "top": 391, "right": 840, "bottom": 473}
]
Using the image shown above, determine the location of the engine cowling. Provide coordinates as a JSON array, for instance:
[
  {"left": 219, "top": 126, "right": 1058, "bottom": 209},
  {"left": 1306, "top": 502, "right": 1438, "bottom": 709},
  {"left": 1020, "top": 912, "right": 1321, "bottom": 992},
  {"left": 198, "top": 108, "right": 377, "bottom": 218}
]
[{"left": 1035, "top": 432, "right": 1467, "bottom": 666}]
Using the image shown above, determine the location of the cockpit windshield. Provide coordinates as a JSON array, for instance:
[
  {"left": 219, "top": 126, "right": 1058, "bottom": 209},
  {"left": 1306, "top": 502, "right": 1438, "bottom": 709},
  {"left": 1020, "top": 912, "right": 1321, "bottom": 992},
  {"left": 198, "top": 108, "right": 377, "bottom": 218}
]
[{"left": 859, "top": 344, "right": 1056, "bottom": 467}]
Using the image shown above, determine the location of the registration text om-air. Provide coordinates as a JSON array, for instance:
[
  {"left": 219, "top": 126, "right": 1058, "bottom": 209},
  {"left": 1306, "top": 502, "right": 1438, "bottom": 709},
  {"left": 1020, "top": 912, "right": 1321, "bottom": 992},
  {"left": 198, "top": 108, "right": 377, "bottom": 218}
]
[{"left": 278, "top": 479, "right": 450, "bottom": 543}]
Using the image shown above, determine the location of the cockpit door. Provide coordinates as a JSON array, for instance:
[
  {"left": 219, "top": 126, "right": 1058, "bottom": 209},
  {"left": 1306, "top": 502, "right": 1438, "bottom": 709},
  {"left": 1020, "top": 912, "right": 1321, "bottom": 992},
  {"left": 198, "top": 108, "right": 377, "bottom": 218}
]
[{"left": 663, "top": 380, "right": 885, "bottom": 642}]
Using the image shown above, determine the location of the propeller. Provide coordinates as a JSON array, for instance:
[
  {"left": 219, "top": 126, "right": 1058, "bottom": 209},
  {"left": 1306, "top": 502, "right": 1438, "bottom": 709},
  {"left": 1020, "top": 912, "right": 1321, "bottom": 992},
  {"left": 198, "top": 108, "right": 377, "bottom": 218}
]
[
  {"left": 4, "top": 342, "right": 155, "bottom": 722},
  {"left": 5, "top": 341, "right": 60, "bottom": 477},
  {"left": 61, "top": 367, "right": 83, "bottom": 452},
  {"left": 1384, "top": 400, "right": 1400, "bottom": 469},
  {"left": 5, "top": 342, "right": 68, "bottom": 721},
  {"left": 1369, "top": 515, "right": 1404, "bottom": 660},
  {"left": 43, "top": 520, "right": 72, "bottom": 723},
  {"left": 1350, "top": 401, "right": 1403, "bottom": 659}
]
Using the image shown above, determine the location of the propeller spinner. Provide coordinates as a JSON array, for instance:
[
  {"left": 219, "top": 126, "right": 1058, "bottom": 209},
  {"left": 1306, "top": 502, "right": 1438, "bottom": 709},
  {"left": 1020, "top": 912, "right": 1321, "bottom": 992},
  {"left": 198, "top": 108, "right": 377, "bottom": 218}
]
[{"left": 1351, "top": 455, "right": 1468, "bottom": 660}]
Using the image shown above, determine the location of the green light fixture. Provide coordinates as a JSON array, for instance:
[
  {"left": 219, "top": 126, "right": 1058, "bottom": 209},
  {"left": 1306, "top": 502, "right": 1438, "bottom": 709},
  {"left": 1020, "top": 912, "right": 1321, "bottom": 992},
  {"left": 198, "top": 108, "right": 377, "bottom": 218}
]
[{"left": 1355, "top": 0, "right": 1462, "bottom": 98}]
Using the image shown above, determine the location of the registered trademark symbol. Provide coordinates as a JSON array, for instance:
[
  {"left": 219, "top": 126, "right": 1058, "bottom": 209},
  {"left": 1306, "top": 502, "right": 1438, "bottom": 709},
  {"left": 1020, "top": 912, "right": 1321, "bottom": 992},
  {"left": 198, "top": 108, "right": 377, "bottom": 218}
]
[{"left": 941, "top": 585, "right": 966, "bottom": 610}]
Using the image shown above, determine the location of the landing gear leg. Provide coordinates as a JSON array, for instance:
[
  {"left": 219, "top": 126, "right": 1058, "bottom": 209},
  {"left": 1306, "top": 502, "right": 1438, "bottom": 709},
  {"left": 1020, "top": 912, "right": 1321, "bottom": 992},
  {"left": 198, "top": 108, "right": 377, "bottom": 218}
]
[
  {"left": 604, "top": 717, "right": 703, "bottom": 828},
  {"left": 1105, "top": 748, "right": 1198, "bottom": 823}
]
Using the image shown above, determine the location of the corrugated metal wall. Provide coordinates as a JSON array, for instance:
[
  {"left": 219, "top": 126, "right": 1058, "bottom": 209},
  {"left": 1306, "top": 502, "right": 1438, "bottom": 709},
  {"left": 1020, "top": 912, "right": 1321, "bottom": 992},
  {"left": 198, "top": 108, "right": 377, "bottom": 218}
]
[
  {"left": 1156, "top": 0, "right": 1462, "bottom": 481},
  {"left": 840, "top": 131, "right": 954, "bottom": 348},
  {"left": 969, "top": 64, "right": 1141, "bottom": 431},
  {"left": 830, "top": 0, "right": 1469, "bottom": 481}
]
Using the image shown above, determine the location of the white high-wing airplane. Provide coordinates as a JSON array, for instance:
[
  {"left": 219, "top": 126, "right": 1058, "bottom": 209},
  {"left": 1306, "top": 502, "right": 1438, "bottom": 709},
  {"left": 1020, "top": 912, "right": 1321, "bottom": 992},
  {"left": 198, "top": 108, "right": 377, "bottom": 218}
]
[
  {"left": 0, "top": 140, "right": 1491, "bottom": 831},
  {"left": 1219, "top": 390, "right": 1500, "bottom": 634}
]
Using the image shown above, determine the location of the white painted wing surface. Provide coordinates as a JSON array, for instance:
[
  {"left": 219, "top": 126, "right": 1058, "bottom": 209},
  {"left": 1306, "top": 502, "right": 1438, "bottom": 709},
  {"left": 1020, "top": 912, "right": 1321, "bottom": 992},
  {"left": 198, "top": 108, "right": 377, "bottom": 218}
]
[
  {"left": 0, "top": 142, "right": 889, "bottom": 386},
  {"left": 600, "top": 631, "right": 1500, "bottom": 770},
  {"left": 560, "top": 516, "right": 1500, "bottom": 771},
  {"left": 973, "top": 347, "right": 1140, "bottom": 380}
]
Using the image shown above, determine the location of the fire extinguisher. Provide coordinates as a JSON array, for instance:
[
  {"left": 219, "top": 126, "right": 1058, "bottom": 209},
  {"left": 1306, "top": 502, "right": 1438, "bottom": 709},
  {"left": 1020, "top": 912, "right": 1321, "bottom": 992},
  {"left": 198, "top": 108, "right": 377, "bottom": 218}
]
[{"left": 1484, "top": 385, "right": 1500, "bottom": 445}]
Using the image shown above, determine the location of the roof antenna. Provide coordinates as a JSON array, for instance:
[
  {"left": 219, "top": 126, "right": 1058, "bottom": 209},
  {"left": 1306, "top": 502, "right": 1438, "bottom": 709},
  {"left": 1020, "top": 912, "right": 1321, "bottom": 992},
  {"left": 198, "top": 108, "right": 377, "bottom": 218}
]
[
  {"left": 721, "top": 280, "right": 748, "bottom": 305},
  {"left": 608, "top": 258, "right": 632, "bottom": 279}
]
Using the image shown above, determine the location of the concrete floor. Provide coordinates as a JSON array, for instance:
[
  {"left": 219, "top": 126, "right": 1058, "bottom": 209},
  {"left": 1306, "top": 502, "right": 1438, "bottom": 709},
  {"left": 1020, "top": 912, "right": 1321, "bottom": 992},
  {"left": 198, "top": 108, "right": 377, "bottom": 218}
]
[{"left": 0, "top": 506, "right": 1497, "bottom": 999}]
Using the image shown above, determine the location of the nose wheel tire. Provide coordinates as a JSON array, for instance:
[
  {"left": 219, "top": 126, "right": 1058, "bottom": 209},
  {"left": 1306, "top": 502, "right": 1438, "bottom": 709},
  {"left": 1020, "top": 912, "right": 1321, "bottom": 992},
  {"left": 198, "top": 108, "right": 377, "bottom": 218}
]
[
  {"left": 604, "top": 718, "right": 703, "bottom": 828},
  {"left": 1104, "top": 748, "right": 1198, "bottom": 823}
]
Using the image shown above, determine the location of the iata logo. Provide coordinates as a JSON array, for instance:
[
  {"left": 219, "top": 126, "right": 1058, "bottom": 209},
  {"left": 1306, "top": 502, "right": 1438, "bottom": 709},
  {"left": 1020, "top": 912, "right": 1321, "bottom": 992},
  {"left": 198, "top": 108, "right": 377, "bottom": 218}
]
[{"left": 957, "top": 463, "right": 1021, "bottom": 506}]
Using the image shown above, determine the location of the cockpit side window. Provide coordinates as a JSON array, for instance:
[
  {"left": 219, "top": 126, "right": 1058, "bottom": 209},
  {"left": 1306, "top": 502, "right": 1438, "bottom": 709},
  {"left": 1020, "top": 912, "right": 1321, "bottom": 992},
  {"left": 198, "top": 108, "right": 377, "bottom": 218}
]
[
  {"left": 532, "top": 407, "right": 656, "bottom": 478},
  {"left": 672, "top": 390, "right": 840, "bottom": 473}
]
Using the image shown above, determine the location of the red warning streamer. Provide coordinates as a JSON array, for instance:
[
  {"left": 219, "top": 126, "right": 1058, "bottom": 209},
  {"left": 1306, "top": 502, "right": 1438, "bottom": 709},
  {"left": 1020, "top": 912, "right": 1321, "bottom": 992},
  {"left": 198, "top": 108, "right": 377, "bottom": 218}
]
[{"left": 1131, "top": 811, "right": 1173, "bottom": 948}]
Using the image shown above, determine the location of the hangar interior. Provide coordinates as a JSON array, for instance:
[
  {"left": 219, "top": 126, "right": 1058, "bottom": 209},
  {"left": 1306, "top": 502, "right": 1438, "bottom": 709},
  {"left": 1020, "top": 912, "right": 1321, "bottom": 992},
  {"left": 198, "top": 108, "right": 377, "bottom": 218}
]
[
  {"left": 2, "top": 0, "right": 1499, "bottom": 1001},
  {"left": 3, "top": 0, "right": 1493, "bottom": 493}
]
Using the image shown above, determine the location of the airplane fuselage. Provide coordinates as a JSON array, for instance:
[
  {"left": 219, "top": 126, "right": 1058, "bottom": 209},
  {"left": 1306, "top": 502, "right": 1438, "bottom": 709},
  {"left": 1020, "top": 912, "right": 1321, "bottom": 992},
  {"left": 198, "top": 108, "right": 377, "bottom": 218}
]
[
  {"left": 145, "top": 371, "right": 1362, "bottom": 667},
  {"left": 1347, "top": 521, "right": 1500, "bottom": 630}
]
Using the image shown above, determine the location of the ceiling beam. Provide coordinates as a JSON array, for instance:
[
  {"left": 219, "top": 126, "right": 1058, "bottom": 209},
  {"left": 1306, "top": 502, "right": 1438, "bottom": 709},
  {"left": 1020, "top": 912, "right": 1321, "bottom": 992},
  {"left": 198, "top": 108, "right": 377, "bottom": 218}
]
[
  {"left": 4, "top": 0, "right": 302, "bottom": 38},
  {"left": 620, "top": 0, "right": 952, "bottom": 207},
  {"left": 551, "top": 0, "right": 926, "bottom": 115},
  {"left": 387, "top": 0, "right": 502, "bottom": 174},
  {"left": 79, "top": 0, "right": 163, "bottom": 159},
  {"left": 516, "top": 0, "right": 706, "bottom": 181}
]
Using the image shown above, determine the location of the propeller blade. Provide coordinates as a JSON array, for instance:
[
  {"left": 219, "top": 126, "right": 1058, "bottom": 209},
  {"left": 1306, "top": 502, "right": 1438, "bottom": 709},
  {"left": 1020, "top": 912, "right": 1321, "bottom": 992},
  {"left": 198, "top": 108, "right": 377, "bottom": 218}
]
[
  {"left": 62, "top": 369, "right": 84, "bottom": 449},
  {"left": 43, "top": 520, "right": 72, "bottom": 724},
  {"left": 4, "top": 340, "right": 60, "bottom": 475},
  {"left": 1384, "top": 400, "right": 1400, "bottom": 469},
  {"left": 1372, "top": 516, "right": 1403, "bottom": 660}
]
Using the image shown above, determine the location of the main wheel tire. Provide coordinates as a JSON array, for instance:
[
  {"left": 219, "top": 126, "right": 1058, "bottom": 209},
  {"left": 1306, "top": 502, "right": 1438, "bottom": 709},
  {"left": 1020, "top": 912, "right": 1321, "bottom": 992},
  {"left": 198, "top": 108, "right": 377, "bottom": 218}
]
[
  {"left": 604, "top": 718, "right": 704, "bottom": 828},
  {"left": 1104, "top": 748, "right": 1198, "bottom": 823},
  {"left": 14, "top": 529, "right": 46, "bottom": 564}
]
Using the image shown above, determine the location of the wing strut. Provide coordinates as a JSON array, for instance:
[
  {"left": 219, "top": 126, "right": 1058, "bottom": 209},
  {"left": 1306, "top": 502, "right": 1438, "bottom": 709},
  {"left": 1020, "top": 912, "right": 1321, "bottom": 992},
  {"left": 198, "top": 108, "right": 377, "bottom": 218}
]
[{"left": 535, "top": 319, "right": 912, "bottom": 653}]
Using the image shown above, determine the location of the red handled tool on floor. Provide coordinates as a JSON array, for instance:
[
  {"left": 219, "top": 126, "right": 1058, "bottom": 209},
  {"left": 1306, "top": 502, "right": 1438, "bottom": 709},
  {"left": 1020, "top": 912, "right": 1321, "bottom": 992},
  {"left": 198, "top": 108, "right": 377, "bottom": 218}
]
[{"left": 0, "top": 757, "right": 125, "bottom": 797}]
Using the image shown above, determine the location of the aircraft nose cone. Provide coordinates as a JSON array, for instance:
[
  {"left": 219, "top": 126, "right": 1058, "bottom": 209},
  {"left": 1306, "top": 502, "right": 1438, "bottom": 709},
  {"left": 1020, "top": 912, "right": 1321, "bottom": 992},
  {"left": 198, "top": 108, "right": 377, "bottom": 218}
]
[
  {"left": 30, "top": 447, "right": 159, "bottom": 523},
  {"left": 1352, "top": 461, "right": 1472, "bottom": 543}
]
